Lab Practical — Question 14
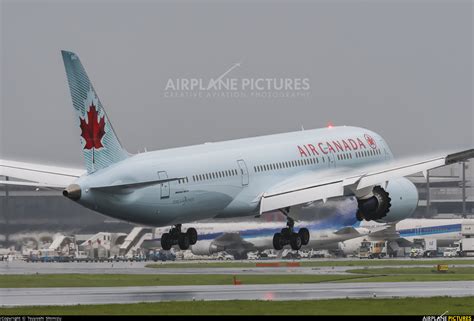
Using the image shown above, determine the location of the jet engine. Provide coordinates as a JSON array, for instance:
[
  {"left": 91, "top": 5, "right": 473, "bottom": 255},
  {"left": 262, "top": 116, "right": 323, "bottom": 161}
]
[
  {"left": 338, "top": 236, "right": 367, "bottom": 256},
  {"left": 190, "top": 241, "right": 224, "bottom": 256},
  {"left": 355, "top": 177, "right": 418, "bottom": 222}
]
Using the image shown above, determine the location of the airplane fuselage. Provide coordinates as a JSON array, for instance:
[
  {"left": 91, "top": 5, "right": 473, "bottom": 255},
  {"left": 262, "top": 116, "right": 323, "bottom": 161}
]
[{"left": 74, "top": 126, "right": 394, "bottom": 226}]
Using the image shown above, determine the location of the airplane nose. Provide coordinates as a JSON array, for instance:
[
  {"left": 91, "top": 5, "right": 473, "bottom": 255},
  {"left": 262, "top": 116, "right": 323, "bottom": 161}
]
[{"left": 63, "top": 184, "right": 81, "bottom": 200}]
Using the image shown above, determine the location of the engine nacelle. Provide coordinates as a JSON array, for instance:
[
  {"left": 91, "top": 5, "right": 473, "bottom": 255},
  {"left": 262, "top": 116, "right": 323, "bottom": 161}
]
[
  {"left": 338, "top": 236, "right": 367, "bottom": 256},
  {"left": 356, "top": 177, "right": 418, "bottom": 222},
  {"left": 190, "top": 240, "right": 224, "bottom": 256}
]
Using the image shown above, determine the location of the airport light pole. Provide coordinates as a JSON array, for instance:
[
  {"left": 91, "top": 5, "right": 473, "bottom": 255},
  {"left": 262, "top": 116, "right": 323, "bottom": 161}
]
[
  {"left": 3, "top": 176, "right": 10, "bottom": 245},
  {"left": 426, "top": 170, "right": 430, "bottom": 217},
  {"left": 462, "top": 162, "right": 466, "bottom": 217}
]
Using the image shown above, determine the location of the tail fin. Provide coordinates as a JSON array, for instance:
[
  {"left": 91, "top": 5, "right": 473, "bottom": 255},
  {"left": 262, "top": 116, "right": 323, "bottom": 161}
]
[{"left": 61, "top": 50, "right": 128, "bottom": 173}]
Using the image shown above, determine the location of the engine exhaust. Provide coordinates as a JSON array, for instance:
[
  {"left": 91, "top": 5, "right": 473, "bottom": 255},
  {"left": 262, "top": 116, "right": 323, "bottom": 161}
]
[{"left": 63, "top": 184, "right": 81, "bottom": 200}]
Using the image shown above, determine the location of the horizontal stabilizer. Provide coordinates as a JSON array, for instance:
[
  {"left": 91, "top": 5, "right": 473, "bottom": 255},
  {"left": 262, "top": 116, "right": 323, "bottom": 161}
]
[
  {"left": 0, "top": 180, "right": 65, "bottom": 189},
  {"left": 0, "top": 159, "right": 84, "bottom": 188}
]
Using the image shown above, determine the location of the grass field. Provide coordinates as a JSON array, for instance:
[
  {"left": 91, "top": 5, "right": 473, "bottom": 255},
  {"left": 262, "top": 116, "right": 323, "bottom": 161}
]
[
  {"left": 146, "top": 259, "right": 474, "bottom": 269},
  {"left": 0, "top": 270, "right": 472, "bottom": 288},
  {"left": 1, "top": 297, "right": 473, "bottom": 315}
]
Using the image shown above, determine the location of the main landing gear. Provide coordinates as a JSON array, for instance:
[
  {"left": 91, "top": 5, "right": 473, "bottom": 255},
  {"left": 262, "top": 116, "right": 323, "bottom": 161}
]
[
  {"left": 272, "top": 210, "right": 310, "bottom": 251},
  {"left": 161, "top": 224, "right": 198, "bottom": 251}
]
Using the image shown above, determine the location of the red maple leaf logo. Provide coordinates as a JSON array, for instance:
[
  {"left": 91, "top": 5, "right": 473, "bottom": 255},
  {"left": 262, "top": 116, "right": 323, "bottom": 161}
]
[
  {"left": 364, "top": 134, "right": 377, "bottom": 149},
  {"left": 80, "top": 103, "right": 106, "bottom": 150}
]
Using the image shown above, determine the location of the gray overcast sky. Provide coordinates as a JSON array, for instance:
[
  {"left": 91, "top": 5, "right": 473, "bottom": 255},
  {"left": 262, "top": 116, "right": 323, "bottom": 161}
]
[{"left": 1, "top": 0, "right": 472, "bottom": 168}]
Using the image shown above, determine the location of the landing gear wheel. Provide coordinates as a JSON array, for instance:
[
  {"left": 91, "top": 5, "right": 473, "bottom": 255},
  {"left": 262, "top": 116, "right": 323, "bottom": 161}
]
[
  {"left": 290, "top": 234, "right": 302, "bottom": 250},
  {"left": 161, "top": 233, "right": 172, "bottom": 251},
  {"left": 281, "top": 227, "right": 291, "bottom": 236},
  {"left": 298, "top": 228, "right": 310, "bottom": 245},
  {"left": 178, "top": 234, "right": 190, "bottom": 250},
  {"left": 273, "top": 233, "right": 283, "bottom": 250},
  {"left": 356, "top": 210, "right": 364, "bottom": 221},
  {"left": 186, "top": 228, "right": 198, "bottom": 245}
]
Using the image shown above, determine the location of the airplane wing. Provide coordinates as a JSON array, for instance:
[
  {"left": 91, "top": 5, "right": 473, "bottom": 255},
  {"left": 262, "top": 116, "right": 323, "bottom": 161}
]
[
  {"left": 334, "top": 226, "right": 361, "bottom": 236},
  {"left": 367, "top": 223, "right": 399, "bottom": 239},
  {"left": 260, "top": 148, "right": 474, "bottom": 213},
  {"left": 0, "top": 159, "right": 85, "bottom": 189},
  {"left": 212, "top": 232, "right": 256, "bottom": 253}
]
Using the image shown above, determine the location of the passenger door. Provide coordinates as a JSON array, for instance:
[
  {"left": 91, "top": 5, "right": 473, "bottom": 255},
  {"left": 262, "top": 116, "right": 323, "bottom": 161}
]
[
  {"left": 157, "top": 171, "right": 170, "bottom": 199},
  {"left": 237, "top": 159, "right": 249, "bottom": 186}
]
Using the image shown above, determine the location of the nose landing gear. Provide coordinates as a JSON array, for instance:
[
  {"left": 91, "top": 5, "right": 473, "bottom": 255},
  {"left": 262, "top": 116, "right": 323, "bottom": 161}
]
[
  {"left": 161, "top": 224, "right": 198, "bottom": 250},
  {"left": 272, "top": 212, "right": 310, "bottom": 251}
]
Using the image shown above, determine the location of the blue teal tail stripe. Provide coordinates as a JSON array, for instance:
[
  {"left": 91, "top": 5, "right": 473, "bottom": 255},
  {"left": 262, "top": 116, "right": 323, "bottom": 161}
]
[{"left": 62, "top": 50, "right": 128, "bottom": 173}]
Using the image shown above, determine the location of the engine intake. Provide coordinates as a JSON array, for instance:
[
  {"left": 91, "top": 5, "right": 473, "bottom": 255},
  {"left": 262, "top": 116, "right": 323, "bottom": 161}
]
[
  {"left": 356, "top": 186, "right": 391, "bottom": 221},
  {"left": 355, "top": 178, "right": 419, "bottom": 222},
  {"left": 190, "top": 240, "right": 224, "bottom": 256}
]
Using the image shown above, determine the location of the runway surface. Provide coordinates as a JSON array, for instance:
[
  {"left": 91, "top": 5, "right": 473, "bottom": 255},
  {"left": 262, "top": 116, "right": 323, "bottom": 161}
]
[
  {"left": 2, "top": 261, "right": 472, "bottom": 275},
  {"left": 1, "top": 281, "right": 473, "bottom": 306},
  {"left": 0, "top": 261, "right": 348, "bottom": 275}
]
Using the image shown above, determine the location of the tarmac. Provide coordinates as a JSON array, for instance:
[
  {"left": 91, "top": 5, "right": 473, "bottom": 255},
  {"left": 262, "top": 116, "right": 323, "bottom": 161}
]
[
  {"left": 2, "top": 260, "right": 472, "bottom": 275},
  {"left": 0, "top": 261, "right": 349, "bottom": 275},
  {"left": 1, "top": 281, "right": 473, "bottom": 306}
]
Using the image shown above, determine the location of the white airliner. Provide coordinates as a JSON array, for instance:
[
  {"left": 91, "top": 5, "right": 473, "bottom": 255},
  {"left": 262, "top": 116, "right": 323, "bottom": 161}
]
[
  {"left": 1, "top": 51, "right": 472, "bottom": 251},
  {"left": 338, "top": 218, "right": 474, "bottom": 255}
]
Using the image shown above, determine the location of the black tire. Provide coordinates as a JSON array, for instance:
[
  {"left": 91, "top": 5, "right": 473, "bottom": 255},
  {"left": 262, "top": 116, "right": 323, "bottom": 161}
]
[
  {"left": 290, "top": 233, "right": 302, "bottom": 251},
  {"left": 178, "top": 234, "right": 190, "bottom": 250},
  {"left": 186, "top": 228, "right": 198, "bottom": 245},
  {"left": 161, "top": 233, "right": 172, "bottom": 251},
  {"left": 273, "top": 233, "right": 283, "bottom": 250},
  {"left": 298, "top": 228, "right": 310, "bottom": 245},
  {"left": 281, "top": 227, "right": 291, "bottom": 236},
  {"left": 356, "top": 210, "right": 364, "bottom": 221}
]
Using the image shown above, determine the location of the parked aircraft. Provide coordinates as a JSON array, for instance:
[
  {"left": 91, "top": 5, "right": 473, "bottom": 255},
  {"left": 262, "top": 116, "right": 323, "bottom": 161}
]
[
  {"left": 338, "top": 218, "right": 474, "bottom": 255},
  {"left": 154, "top": 198, "right": 364, "bottom": 257}
]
